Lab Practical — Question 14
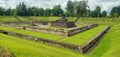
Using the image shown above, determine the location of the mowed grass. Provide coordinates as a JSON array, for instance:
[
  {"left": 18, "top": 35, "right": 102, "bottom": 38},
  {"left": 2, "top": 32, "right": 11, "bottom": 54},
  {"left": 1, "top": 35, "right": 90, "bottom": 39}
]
[
  {"left": 0, "top": 16, "right": 18, "bottom": 22},
  {"left": 60, "top": 25, "right": 107, "bottom": 45},
  {"left": 0, "top": 16, "right": 60, "bottom": 23},
  {"left": 0, "top": 26, "right": 63, "bottom": 40},
  {"left": 0, "top": 33, "right": 84, "bottom": 57},
  {"left": 0, "top": 16, "right": 120, "bottom": 57},
  {"left": 89, "top": 24, "right": 120, "bottom": 57}
]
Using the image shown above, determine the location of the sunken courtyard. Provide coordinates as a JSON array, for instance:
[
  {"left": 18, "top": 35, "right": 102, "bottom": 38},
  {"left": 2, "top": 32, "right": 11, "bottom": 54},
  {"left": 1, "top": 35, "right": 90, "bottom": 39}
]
[{"left": 0, "top": 16, "right": 110, "bottom": 54}]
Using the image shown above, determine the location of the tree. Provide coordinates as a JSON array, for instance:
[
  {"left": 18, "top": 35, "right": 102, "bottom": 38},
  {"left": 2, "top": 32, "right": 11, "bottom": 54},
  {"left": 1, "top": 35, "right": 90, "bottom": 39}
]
[
  {"left": 74, "top": 0, "right": 89, "bottom": 17},
  {"left": 44, "top": 8, "right": 51, "bottom": 16},
  {"left": 102, "top": 11, "right": 107, "bottom": 17},
  {"left": 66, "top": 0, "right": 74, "bottom": 16},
  {"left": 39, "top": 8, "right": 44, "bottom": 16},
  {"left": 5, "top": 8, "right": 13, "bottom": 16},
  {"left": 16, "top": 2, "right": 27, "bottom": 16},
  {"left": 64, "top": 11, "right": 71, "bottom": 17},
  {"left": 52, "top": 5, "right": 63, "bottom": 16},
  {"left": 113, "top": 12, "right": 119, "bottom": 18},
  {"left": 95, "top": 6, "right": 101, "bottom": 17},
  {"left": 110, "top": 6, "right": 120, "bottom": 17},
  {"left": 0, "top": 7, "right": 4, "bottom": 16},
  {"left": 90, "top": 11, "right": 97, "bottom": 17}
]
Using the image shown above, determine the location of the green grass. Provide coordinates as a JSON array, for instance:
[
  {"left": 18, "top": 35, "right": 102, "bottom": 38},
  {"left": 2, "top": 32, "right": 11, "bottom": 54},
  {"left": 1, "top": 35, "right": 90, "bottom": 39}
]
[
  {"left": 0, "top": 25, "right": 107, "bottom": 46},
  {"left": 0, "top": 26, "right": 63, "bottom": 40},
  {"left": 0, "top": 33, "right": 84, "bottom": 57},
  {"left": 60, "top": 25, "right": 107, "bottom": 45},
  {"left": 89, "top": 24, "right": 120, "bottom": 57},
  {"left": 0, "top": 16, "right": 120, "bottom": 57},
  {"left": 0, "top": 16, "right": 18, "bottom": 22},
  {"left": 0, "top": 16, "right": 60, "bottom": 23}
]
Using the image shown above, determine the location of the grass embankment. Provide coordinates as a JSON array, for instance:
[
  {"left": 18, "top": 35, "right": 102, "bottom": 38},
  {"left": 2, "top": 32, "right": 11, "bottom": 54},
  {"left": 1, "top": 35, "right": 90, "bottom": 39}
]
[
  {"left": 60, "top": 25, "right": 107, "bottom": 45},
  {"left": 0, "top": 26, "right": 63, "bottom": 40},
  {"left": 0, "top": 25, "right": 107, "bottom": 46},
  {"left": 89, "top": 24, "right": 120, "bottom": 57},
  {"left": 0, "top": 16, "right": 18, "bottom": 22},
  {"left": 0, "top": 24, "right": 120, "bottom": 57},
  {"left": 0, "top": 33, "right": 84, "bottom": 57},
  {"left": 0, "top": 16, "right": 60, "bottom": 23},
  {"left": 0, "top": 16, "right": 120, "bottom": 57}
]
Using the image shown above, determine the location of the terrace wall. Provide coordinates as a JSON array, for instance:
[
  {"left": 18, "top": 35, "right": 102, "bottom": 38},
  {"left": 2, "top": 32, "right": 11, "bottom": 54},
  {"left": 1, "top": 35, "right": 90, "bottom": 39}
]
[
  {"left": 0, "top": 30, "right": 81, "bottom": 52},
  {"left": 81, "top": 26, "right": 111, "bottom": 53},
  {"left": 25, "top": 26, "right": 67, "bottom": 37},
  {"left": 0, "top": 23, "right": 98, "bottom": 37},
  {"left": 67, "top": 24, "right": 98, "bottom": 36},
  {"left": 14, "top": 24, "right": 98, "bottom": 37},
  {"left": 0, "top": 26, "right": 111, "bottom": 54}
]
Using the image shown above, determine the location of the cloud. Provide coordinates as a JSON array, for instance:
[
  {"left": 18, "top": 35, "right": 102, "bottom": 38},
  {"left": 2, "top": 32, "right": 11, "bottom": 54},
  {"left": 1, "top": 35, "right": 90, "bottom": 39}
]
[
  {"left": 98, "top": 0, "right": 120, "bottom": 2},
  {"left": 0, "top": 0, "right": 120, "bottom": 13}
]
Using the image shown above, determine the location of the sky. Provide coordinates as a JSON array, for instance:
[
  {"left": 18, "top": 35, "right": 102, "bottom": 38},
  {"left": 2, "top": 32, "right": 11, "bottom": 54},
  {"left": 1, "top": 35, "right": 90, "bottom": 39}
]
[{"left": 0, "top": 0, "right": 120, "bottom": 13}]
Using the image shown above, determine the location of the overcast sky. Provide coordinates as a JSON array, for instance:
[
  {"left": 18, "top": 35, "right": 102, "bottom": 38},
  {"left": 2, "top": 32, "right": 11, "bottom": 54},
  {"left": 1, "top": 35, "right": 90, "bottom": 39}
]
[{"left": 0, "top": 0, "right": 120, "bottom": 13}]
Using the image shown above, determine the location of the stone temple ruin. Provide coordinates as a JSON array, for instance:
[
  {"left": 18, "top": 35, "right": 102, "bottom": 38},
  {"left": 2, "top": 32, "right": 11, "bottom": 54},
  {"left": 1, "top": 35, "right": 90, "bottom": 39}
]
[
  {"left": 0, "top": 16, "right": 110, "bottom": 54},
  {"left": 0, "top": 16, "right": 99, "bottom": 37},
  {"left": 51, "top": 17, "right": 76, "bottom": 28}
]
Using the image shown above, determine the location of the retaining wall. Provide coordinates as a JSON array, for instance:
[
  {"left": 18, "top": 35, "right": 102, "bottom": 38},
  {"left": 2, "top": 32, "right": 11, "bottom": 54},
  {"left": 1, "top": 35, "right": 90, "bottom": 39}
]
[
  {"left": 14, "top": 24, "right": 98, "bottom": 37},
  {"left": 0, "top": 23, "right": 98, "bottom": 37},
  {"left": 0, "top": 30, "right": 81, "bottom": 52},
  {"left": 67, "top": 24, "right": 98, "bottom": 36},
  {"left": 81, "top": 26, "right": 111, "bottom": 53},
  {"left": 25, "top": 26, "right": 67, "bottom": 37},
  {"left": 0, "top": 26, "right": 110, "bottom": 54}
]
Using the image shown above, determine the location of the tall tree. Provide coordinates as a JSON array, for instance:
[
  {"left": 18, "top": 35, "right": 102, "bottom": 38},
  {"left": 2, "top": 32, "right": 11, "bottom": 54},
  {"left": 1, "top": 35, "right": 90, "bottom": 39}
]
[
  {"left": 5, "top": 8, "right": 13, "bottom": 16},
  {"left": 74, "top": 0, "right": 89, "bottom": 17},
  {"left": 44, "top": 8, "right": 51, "bottom": 16},
  {"left": 95, "top": 6, "right": 101, "bottom": 17},
  {"left": 39, "top": 8, "right": 44, "bottom": 16},
  {"left": 66, "top": 0, "right": 74, "bottom": 16},
  {"left": 16, "top": 2, "right": 27, "bottom": 16},
  {"left": 102, "top": 11, "right": 107, "bottom": 17},
  {"left": 52, "top": 5, "right": 63, "bottom": 16},
  {"left": 113, "top": 12, "right": 119, "bottom": 18},
  {"left": 0, "top": 7, "right": 4, "bottom": 16},
  {"left": 110, "top": 6, "right": 120, "bottom": 17}
]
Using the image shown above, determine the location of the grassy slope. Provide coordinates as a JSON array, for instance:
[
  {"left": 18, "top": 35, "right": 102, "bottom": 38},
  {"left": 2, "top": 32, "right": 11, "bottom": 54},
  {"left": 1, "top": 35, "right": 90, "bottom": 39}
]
[
  {"left": 60, "top": 25, "right": 106, "bottom": 45},
  {"left": 0, "top": 16, "right": 60, "bottom": 23},
  {"left": 89, "top": 24, "right": 120, "bottom": 57},
  {"left": 18, "top": 16, "right": 60, "bottom": 22},
  {"left": 0, "top": 25, "right": 107, "bottom": 46},
  {"left": 0, "top": 16, "right": 120, "bottom": 57},
  {"left": 0, "top": 16, "right": 18, "bottom": 22},
  {"left": 0, "top": 33, "right": 84, "bottom": 57},
  {"left": 0, "top": 26, "right": 63, "bottom": 40}
]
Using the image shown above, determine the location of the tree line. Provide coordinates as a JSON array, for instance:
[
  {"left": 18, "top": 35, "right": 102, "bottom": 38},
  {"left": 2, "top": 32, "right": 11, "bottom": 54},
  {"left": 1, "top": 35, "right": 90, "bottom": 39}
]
[{"left": 0, "top": 0, "right": 119, "bottom": 18}]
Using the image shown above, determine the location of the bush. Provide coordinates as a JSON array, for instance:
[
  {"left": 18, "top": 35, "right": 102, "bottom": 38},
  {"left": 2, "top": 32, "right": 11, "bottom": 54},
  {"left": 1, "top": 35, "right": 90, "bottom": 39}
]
[{"left": 0, "top": 47, "right": 16, "bottom": 57}]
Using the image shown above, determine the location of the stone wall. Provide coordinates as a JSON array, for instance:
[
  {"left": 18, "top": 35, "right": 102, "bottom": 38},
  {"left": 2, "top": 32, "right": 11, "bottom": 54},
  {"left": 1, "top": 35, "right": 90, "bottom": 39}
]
[
  {"left": 67, "top": 24, "right": 98, "bottom": 36},
  {"left": 81, "top": 26, "right": 111, "bottom": 53},
  {"left": 0, "top": 30, "right": 81, "bottom": 52},
  {"left": 25, "top": 26, "right": 67, "bottom": 37},
  {"left": 19, "top": 24, "right": 98, "bottom": 37},
  {"left": 0, "top": 23, "right": 98, "bottom": 37},
  {"left": 0, "top": 26, "right": 111, "bottom": 54}
]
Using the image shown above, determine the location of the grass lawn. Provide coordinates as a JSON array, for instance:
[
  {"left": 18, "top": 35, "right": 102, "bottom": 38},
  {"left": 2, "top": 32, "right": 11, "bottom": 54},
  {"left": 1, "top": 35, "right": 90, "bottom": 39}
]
[
  {"left": 0, "top": 16, "right": 60, "bottom": 23},
  {"left": 89, "top": 24, "right": 120, "bottom": 57},
  {"left": 60, "top": 25, "right": 107, "bottom": 45},
  {"left": 0, "top": 16, "right": 120, "bottom": 57},
  {"left": 0, "top": 16, "right": 18, "bottom": 22},
  {"left": 0, "top": 26, "right": 63, "bottom": 40},
  {"left": 0, "top": 33, "right": 84, "bottom": 57}
]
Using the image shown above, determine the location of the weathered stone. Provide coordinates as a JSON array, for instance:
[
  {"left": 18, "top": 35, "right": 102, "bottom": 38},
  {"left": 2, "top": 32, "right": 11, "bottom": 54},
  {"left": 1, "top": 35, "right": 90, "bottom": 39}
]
[{"left": 51, "top": 17, "right": 76, "bottom": 28}]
